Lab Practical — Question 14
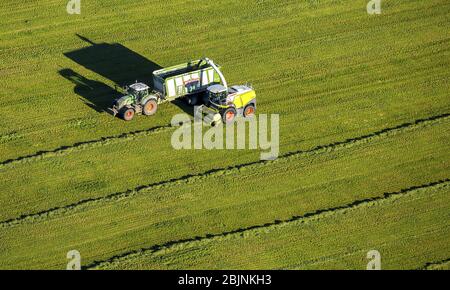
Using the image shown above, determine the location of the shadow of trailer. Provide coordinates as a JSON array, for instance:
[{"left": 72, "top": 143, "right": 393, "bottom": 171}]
[{"left": 64, "top": 34, "right": 161, "bottom": 87}]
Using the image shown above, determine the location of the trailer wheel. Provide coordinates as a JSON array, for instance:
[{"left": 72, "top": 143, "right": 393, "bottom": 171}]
[
  {"left": 120, "top": 107, "right": 135, "bottom": 121},
  {"left": 222, "top": 107, "right": 237, "bottom": 124},
  {"left": 186, "top": 95, "right": 199, "bottom": 106},
  {"left": 243, "top": 104, "right": 256, "bottom": 118},
  {"left": 143, "top": 99, "right": 158, "bottom": 116}
]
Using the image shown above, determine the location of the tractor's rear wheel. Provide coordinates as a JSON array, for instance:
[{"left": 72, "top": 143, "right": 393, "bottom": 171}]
[
  {"left": 243, "top": 104, "right": 256, "bottom": 118},
  {"left": 143, "top": 99, "right": 158, "bottom": 116},
  {"left": 120, "top": 107, "right": 135, "bottom": 121},
  {"left": 222, "top": 107, "right": 237, "bottom": 124}
]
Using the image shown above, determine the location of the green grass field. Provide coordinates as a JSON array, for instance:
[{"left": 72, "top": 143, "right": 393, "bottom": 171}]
[{"left": 0, "top": 0, "right": 449, "bottom": 269}]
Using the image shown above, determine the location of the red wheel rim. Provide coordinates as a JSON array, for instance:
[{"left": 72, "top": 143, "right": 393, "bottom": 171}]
[
  {"left": 245, "top": 106, "right": 255, "bottom": 116},
  {"left": 226, "top": 111, "right": 235, "bottom": 121},
  {"left": 146, "top": 103, "right": 153, "bottom": 112},
  {"left": 126, "top": 111, "right": 133, "bottom": 118}
]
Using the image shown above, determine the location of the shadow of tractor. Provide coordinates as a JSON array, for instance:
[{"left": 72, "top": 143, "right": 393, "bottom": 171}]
[
  {"left": 60, "top": 34, "right": 201, "bottom": 118},
  {"left": 60, "top": 34, "right": 162, "bottom": 114},
  {"left": 58, "top": 68, "right": 118, "bottom": 114}
]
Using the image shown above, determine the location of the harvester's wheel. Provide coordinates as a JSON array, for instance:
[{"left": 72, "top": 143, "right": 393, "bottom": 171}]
[
  {"left": 186, "top": 95, "right": 199, "bottom": 106},
  {"left": 202, "top": 94, "right": 210, "bottom": 105},
  {"left": 243, "top": 104, "right": 256, "bottom": 118},
  {"left": 143, "top": 99, "right": 158, "bottom": 116},
  {"left": 121, "top": 107, "right": 135, "bottom": 121},
  {"left": 222, "top": 107, "right": 237, "bottom": 124}
]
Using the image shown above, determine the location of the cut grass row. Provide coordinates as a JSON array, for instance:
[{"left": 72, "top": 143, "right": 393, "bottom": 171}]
[
  {"left": 94, "top": 180, "right": 450, "bottom": 270},
  {"left": 0, "top": 118, "right": 448, "bottom": 269},
  {"left": 422, "top": 259, "right": 450, "bottom": 270},
  {"left": 0, "top": 0, "right": 449, "bottom": 162},
  {"left": 0, "top": 112, "right": 448, "bottom": 227},
  {"left": 0, "top": 123, "right": 173, "bottom": 168}
]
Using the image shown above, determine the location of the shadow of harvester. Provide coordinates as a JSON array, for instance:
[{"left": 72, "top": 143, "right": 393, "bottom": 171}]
[{"left": 60, "top": 34, "right": 162, "bottom": 113}]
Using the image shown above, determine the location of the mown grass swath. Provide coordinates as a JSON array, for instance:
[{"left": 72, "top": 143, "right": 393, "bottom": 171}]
[
  {"left": 0, "top": 120, "right": 448, "bottom": 269},
  {"left": 93, "top": 181, "right": 450, "bottom": 270},
  {"left": 0, "top": 113, "right": 448, "bottom": 228}
]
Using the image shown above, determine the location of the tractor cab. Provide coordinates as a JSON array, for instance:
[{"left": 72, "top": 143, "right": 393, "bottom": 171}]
[{"left": 127, "top": 82, "right": 150, "bottom": 101}]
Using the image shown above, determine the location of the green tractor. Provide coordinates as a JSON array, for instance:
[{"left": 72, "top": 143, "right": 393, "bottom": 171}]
[{"left": 111, "top": 82, "right": 159, "bottom": 121}]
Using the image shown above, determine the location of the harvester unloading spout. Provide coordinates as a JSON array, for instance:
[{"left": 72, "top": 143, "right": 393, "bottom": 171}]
[{"left": 203, "top": 58, "right": 228, "bottom": 89}]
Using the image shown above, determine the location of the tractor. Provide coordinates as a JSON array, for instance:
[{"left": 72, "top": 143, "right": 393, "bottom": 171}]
[{"left": 111, "top": 82, "right": 159, "bottom": 121}]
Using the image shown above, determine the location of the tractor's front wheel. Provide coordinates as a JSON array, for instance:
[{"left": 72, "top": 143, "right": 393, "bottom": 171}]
[
  {"left": 120, "top": 107, "right": 135, "bottom": 121},
  {"left": 221, "top": 107, "right": 237, "bottom": 124},
  {"left": 143, "top": 99, "right": 158, "bottom": 116}
]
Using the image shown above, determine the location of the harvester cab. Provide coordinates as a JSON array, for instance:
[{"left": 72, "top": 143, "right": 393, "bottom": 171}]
[{"left": 207, "top": 84, "right": 228, "bottom": 105}]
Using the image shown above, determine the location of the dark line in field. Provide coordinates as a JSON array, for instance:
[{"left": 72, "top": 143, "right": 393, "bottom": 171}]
[
  {"left": 84, "top": 179, "right": 450, "bottom": 269},
  {"left": 0, "top": 124, "right": 173, "bottom": 169},
  {"left": 0, "top": 113, "right": 449, "bottom": 229},
  {"left": 1, "top": 113, "right": 449, "bottom": 170},
  {"left": 419, "top": 257, "right": 450, "bottom": 270}
]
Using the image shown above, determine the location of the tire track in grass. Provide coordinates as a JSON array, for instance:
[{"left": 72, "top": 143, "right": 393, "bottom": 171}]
[
  {"left": 0, "top": 124, "right": 173, "bottom": 169},
  {"left": 86, "top": 179, "right": 450, "bottom": 269},
  {"left": 0, "top": 113, "right": 449, "bottom": 229}
]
